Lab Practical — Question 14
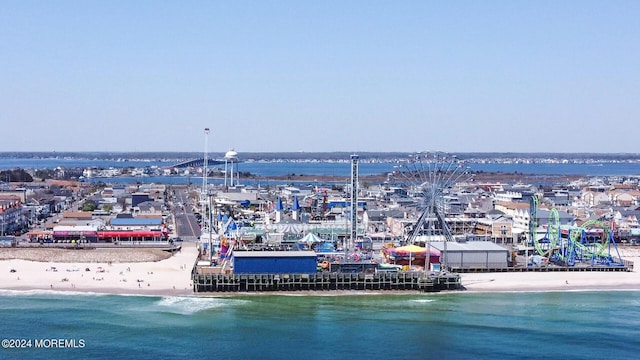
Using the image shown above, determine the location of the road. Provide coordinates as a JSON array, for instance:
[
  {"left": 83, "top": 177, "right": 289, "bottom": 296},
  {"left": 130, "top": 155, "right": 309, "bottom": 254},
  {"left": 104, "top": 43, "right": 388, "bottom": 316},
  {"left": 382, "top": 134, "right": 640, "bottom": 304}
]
[{"left": 172, "top": 187, "right": 202, "bottom": 241}]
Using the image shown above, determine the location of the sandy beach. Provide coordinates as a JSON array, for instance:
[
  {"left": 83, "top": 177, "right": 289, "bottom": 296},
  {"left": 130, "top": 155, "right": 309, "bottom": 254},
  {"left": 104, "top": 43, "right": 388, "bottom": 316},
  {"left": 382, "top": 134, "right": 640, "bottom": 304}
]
[
  {"left": 1, "top": 244, "right": 639, "bottom": 296},
  {"left": 460, "top": 249, "right": 640, "bottom": 292},
  {"left": 459, "top": 261, "right": 640, "bottom": 292},
  {"left": 0, "top": 243, "right": 199, "bottom": 296}
]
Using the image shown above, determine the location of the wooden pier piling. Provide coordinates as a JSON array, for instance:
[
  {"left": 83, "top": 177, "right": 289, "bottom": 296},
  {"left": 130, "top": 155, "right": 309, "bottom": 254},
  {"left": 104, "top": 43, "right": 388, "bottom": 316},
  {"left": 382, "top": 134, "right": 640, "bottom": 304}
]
[{"left": 192, "top": 271, "right": 461, "bottom": 293}]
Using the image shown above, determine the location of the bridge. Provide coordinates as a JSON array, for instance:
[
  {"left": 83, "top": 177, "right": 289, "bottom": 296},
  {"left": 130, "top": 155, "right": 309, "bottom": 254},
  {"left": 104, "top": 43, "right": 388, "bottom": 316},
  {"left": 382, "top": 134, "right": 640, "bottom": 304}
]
[{"left": 171, "top": 158, "right": 227, "bottom": 168}]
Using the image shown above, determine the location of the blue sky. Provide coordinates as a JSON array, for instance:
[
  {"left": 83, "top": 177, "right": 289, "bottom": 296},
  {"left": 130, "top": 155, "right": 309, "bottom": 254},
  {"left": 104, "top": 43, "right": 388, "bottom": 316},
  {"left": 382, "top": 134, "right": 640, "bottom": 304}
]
[{"left": 2, "top": 1, "right": 639, "bottom": 153}]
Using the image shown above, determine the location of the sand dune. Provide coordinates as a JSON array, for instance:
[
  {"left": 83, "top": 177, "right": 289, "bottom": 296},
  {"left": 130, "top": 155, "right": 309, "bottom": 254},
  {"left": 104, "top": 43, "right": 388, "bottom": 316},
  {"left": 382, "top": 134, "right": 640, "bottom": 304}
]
[{"left": 0, "top": 247, "right": 172, "bottom": 263}]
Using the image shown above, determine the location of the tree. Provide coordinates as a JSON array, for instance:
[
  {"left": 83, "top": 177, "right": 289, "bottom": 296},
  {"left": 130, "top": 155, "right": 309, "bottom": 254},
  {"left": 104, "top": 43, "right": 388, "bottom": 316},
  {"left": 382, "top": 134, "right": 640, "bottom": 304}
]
[
  {"left": 117, "top": 196, "right": 128, "bottom": 212},
  {"left": 82, "top": 201, "right": 97, "bottom": 212},
  {"left": 34, "top": 169, "right": 54, "bottom": 181},
  {"left": 0, "top": 169, "right": 34, "bottom": 182}
]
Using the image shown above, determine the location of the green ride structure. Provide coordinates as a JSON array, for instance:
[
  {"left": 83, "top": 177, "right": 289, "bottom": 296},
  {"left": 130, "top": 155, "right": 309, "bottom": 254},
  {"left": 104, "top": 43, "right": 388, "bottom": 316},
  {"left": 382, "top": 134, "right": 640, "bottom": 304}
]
[{"left": 529, "top": 195, "right": 624, "bottom": 268}]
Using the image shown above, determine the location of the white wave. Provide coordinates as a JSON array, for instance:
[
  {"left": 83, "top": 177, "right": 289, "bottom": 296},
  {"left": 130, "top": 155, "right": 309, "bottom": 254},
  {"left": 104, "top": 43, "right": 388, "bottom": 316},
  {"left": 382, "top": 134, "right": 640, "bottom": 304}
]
[
  {"left": 409, "top": 299, "right": 436, "bottom": 304},
  {"left": 456, "top": 288, "right": 640, "bottom": 295},
  {"left": 280, "top": 291, "right": 413, "bottom": 297},
  {"left": 154, "top": 296, "right": 249, "bottom": 315},
  {"left": 0, "top": 289, "right": 108, "bottom": 297}
]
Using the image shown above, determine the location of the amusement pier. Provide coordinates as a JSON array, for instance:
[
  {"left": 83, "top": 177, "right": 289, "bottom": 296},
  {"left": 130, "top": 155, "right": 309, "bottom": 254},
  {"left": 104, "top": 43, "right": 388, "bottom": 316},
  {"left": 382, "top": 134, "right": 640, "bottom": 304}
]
[{"left": 184, "top": 141, "right": 633, "bottom": 293}]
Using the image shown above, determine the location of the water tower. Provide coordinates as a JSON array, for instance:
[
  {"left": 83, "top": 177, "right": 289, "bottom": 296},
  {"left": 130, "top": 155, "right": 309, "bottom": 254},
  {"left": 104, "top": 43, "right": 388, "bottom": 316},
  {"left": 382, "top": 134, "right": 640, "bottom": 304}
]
[{"left": 224, "top": 149, "right": 239, "bottom": 187}]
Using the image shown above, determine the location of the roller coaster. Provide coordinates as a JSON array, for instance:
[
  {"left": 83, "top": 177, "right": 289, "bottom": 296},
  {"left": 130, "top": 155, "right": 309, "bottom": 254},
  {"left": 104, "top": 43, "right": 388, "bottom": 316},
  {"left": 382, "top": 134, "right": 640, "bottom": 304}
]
[{"left": 530, "top": 195, "right": 624, "bottom": 267}]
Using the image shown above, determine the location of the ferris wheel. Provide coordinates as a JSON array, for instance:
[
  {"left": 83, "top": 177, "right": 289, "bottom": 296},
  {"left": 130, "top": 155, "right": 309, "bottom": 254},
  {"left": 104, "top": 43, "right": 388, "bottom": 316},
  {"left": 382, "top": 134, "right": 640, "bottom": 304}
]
[{"left": 391, "top": 151, "right": 473, "bottom": 245}]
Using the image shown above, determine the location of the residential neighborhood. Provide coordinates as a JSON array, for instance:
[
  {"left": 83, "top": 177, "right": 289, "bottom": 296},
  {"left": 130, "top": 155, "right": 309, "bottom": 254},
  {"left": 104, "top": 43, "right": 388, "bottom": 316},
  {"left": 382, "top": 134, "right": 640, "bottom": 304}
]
[{"left": 2, "top": 171, "right": 640, "bottom": 251}]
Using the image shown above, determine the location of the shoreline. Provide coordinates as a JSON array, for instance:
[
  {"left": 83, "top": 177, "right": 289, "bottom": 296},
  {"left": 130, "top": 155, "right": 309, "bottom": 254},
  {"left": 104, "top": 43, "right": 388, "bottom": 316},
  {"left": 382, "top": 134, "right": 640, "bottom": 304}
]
[
  {"left": 1, "top": 245, "right": 638, "bottom": 297},
  {"left": 2, "top": 286, "right": 639, "bottom": 298},
  {"left": 0, "top": 287, "right": 192, "bottom": 297}
]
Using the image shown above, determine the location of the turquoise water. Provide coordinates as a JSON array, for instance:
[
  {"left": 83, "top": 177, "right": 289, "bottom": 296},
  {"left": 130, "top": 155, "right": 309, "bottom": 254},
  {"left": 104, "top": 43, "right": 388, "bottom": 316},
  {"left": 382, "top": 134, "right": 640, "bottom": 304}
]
[{"left": 1, "top": 290, "right": 639, "bottom": 359}]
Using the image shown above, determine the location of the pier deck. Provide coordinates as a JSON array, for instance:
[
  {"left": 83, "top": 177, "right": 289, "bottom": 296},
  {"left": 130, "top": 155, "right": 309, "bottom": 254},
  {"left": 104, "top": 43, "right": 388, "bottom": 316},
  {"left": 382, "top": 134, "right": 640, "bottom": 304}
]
[{"left": 451, "top": 264, "right": 633, "bottom": 273}]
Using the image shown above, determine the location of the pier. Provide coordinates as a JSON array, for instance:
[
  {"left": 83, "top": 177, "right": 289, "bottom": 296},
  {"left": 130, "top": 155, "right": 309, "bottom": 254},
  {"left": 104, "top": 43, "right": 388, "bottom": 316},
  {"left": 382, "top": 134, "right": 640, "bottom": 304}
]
[
  {"left": 192, "top": 271, "right": 461, "bottom": 293},
  {"left": 449, "top": 256, "right": 634, "bottom": 272},
  {"left": 451, "top": 264, "right": 633, "bottom": 273}
]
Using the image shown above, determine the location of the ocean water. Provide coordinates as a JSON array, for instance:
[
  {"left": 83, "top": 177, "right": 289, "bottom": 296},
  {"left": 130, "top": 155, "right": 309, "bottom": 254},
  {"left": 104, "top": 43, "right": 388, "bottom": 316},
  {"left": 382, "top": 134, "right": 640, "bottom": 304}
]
[{"left": 1, "top": 290, "right": 639, "bottom": 360}]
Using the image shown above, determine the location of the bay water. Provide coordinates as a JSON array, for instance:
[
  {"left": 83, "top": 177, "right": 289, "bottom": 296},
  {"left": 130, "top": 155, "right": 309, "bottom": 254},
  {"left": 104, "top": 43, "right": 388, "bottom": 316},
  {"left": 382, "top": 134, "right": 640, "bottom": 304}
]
[{"left": 3, "top": 158, "right": 640, "bottom": 177}]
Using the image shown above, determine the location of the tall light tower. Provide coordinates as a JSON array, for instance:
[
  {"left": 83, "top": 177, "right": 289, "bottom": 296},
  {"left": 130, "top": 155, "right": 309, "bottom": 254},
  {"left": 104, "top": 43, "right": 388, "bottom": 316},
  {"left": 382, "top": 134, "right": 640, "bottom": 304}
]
[
  {"left": 202, "top": 128, "right": 210, "bottom": 219},
  {"left": 349, "top": 154, "right": 359, "bottom": 254},
  {"left": 203, "top": 128, "right": 210, "bottom": 193}
]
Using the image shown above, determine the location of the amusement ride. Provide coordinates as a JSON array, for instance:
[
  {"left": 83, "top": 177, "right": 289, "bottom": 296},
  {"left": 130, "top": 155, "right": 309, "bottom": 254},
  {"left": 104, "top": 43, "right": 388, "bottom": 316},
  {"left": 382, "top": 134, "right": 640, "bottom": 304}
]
[
  {"left": 530, "top": 195, "right": 624, "bottom": 267},
  {"left": 391, "top": 151, "right": 473, "bottom": 268}
]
